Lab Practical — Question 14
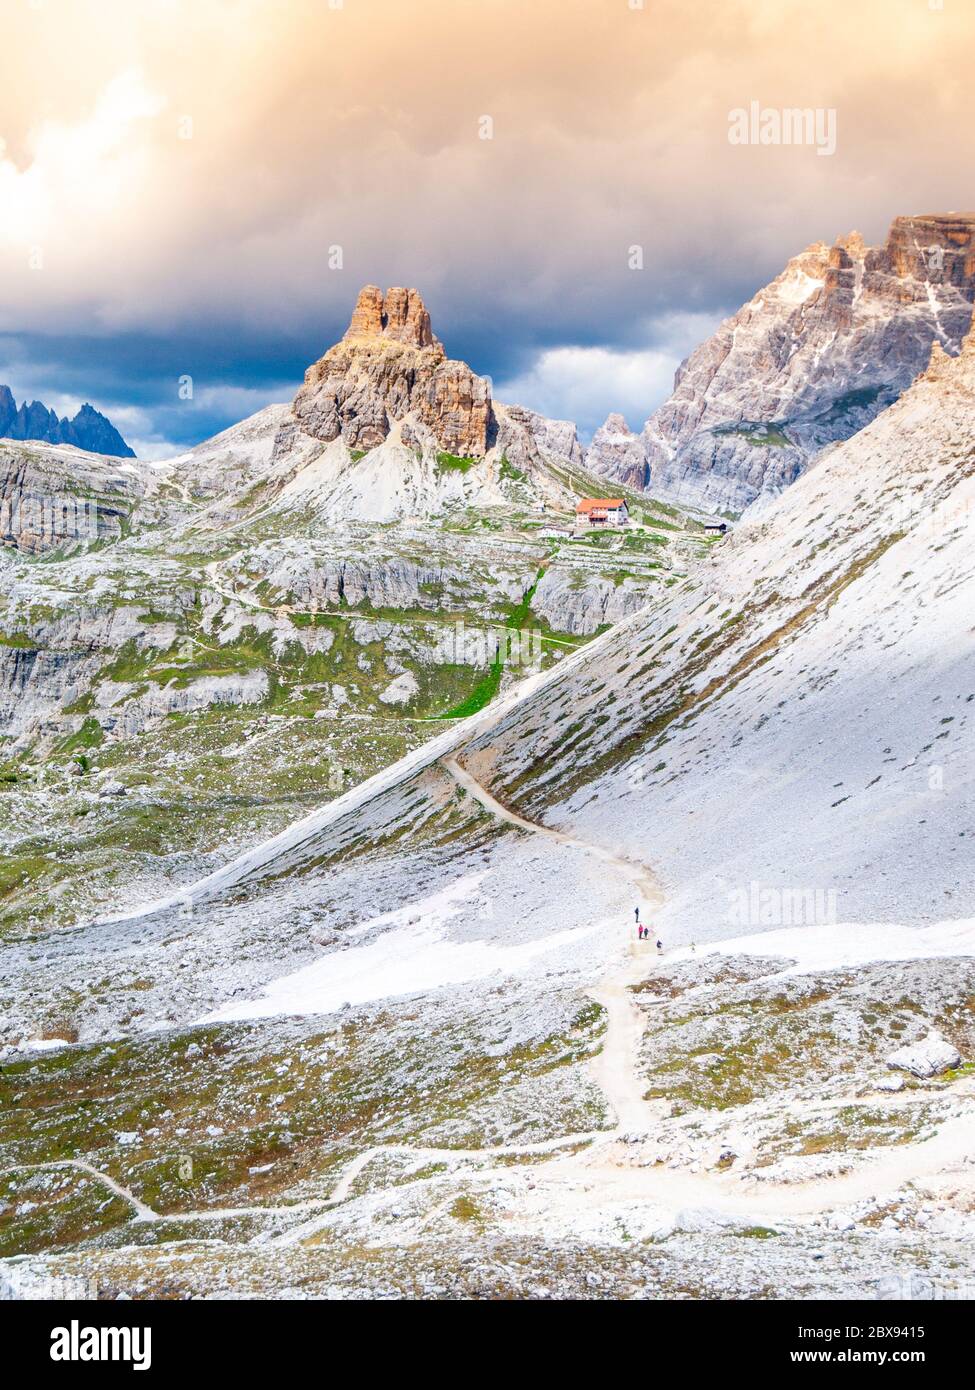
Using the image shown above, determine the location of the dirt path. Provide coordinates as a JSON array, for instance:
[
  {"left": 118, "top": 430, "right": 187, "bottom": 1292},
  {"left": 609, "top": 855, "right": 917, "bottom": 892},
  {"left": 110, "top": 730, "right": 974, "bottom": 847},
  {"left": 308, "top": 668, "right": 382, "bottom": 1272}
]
[
  {"left": 3, "top": 757, "right": 662, "bottom": 1244},
  {"left": 429, "top": 757, "right": 975, "bottom": 1229},
  {"left": 9, "top": 1160, "right": 159, "bottom": 1222},
  {"left": 441, "top": 755, "right": 659, "bottom": 907},
  {"left": 442, "top": 753, "right": 662, "bottom": 1132},
  {"left": 587, "top": 954, "right": 666, "bottom": 1134}
]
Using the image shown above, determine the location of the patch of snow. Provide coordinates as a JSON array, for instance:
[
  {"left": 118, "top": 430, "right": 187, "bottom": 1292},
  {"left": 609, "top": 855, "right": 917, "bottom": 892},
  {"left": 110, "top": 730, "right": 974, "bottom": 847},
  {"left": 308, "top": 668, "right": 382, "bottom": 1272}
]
[
  {"left": 199, "top": 871, "right": 608, "bottom": 1022},
  {"left": 925, "top": 283, "right": 949, "bottom": 343},
  {"left": 667, "top": 918, "right": 975, "bottom": 977},
  {"left": 779, "top": 270, "right": 824, "bottom": 305}
]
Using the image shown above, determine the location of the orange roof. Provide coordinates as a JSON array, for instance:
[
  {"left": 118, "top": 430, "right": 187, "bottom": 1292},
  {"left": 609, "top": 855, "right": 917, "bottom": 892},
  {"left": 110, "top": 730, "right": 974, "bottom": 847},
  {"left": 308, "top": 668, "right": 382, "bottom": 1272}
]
[{"left": 576, "top": 497, "right": 626, "bottom": 513}]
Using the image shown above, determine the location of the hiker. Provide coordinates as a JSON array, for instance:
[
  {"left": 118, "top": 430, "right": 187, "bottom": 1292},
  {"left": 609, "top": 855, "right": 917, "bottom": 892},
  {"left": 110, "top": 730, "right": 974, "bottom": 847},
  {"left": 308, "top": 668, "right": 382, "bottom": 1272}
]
[
  {"left": 638, "top": 924, "right": 645, "bottom": 940},
  {"left": 634, "top": 906, "right": 640, "bottom": 924},
  {"left": 656, "top": 937, "right": 664, "bottom": 956}
]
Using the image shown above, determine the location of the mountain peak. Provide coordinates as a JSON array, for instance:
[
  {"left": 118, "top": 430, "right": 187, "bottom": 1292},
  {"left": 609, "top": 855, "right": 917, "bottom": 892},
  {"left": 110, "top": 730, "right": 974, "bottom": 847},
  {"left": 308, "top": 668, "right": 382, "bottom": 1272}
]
[
  {"left": 0, "top": 385, "right": 134, "bottom": 458},
  {"left": 601, "top": 412, "right": 634, "bottom": 435},
  {"left": 292, "top": 286, "right": 488, "bottom": 456},
  {"left": 589, "top": 210, "right": 975, "bottom": 513},
  {"left": 344, "top": 284, "right": 441, "bottom": 351}
]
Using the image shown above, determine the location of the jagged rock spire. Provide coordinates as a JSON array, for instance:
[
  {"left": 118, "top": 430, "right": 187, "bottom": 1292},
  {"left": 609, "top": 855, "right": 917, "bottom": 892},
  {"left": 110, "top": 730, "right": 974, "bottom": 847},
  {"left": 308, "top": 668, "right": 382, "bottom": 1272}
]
[
  {"left": 344, "top": 285, "right": 440, "bottom": 350},
  {"left": 292, "top": 286, "right": 489, "bottom": 455},
  {"left": 589, "top": 211, "right": 975, "bottom": 514}
]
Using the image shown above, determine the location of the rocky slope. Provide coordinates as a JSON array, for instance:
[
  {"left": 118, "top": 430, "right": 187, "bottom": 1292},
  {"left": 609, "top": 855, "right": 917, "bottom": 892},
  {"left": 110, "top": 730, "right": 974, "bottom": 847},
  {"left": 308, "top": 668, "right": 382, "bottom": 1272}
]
[
  {"left": 0, "top": 441, "right": 147, "bottom": 554},
  {"left": 2, "top": 313, "right": 972, "bottom": 1301},
  {"left": 589, "top": 213, "right": 975, "bottom": 514},
  {"left": 0, "top": 386, "right": 134, "bottom": 458}
]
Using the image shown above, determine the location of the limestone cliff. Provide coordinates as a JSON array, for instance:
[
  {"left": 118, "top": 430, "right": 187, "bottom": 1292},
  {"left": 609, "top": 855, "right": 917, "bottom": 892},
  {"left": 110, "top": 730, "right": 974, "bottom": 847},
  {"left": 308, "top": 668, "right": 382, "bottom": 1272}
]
[
  {"left": 292, "top": 285, "right": 492, "bottom": 458},
  {"left": 588, "top": 213, "right": 975, "bottom": 513}
]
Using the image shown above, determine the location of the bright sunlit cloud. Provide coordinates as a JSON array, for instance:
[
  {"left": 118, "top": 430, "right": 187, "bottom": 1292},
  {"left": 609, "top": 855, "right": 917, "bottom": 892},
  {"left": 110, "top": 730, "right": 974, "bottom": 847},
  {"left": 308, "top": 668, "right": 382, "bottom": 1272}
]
[{"left": 0, "top": 68, "right": 165, "bottom": 249}]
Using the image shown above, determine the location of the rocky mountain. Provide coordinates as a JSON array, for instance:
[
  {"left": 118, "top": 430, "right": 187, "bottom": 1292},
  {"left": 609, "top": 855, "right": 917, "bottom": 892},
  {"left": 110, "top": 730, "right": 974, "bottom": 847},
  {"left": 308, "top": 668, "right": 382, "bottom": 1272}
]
[
  {"left": 588, "top": 213, "right": 975, "bottom": 514},
  {"left": 291, "top": 285, "right": 492, "bottom": 458},
  {"left": 0, "top": 385, "right": 134, "bottom": 458},
  {"left": 279, "top": 285, "right": 586, "bottom": 506},
  {"left": 5, "top": 308, "right": 971, "bottom": 1299},
  {"left": 0, "top": 283, "right": 708, "bottom": 957},
  {"left": 112, "top": 316, "right": 975, "bottom": 958},
  {"left": 584, "top": 411, "right": 646, "bottom": 485}
]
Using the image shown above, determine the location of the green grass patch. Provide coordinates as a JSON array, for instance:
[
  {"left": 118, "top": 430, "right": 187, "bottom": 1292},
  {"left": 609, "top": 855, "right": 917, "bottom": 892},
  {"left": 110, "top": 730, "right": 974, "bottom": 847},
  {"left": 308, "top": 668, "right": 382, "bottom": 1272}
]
[
  {"left": 56, "top": 718, "right": 104, "bottom": 754},
  {"left": 435, "top": 452, "right": 478, "bottom": 474},
  {"left": 437, "top": 657, "right": 503, "bottom": 719},
  {"left": 449, "top": 1195, "right": 485, "bottom": 1225}
]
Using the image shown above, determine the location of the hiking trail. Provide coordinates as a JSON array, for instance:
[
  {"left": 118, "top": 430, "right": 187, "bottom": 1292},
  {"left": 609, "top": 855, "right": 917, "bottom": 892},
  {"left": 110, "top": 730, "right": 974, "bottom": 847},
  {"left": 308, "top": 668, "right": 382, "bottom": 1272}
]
[{"left": 11, "top": 759, "right": 971, "bottom": 1249}]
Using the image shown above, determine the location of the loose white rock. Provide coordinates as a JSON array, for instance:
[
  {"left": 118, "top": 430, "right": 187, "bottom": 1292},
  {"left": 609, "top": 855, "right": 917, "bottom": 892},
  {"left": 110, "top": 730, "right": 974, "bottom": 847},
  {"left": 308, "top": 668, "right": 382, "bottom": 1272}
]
[{"left": 886, "top": 1031, "right": 960, "bottom": 1079}]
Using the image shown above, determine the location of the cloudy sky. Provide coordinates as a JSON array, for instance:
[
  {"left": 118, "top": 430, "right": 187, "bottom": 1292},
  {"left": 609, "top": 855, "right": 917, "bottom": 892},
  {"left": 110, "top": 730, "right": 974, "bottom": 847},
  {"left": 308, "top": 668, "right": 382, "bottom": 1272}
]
[{"left": 1, "top": 0, "right": 973, "bottom": 455}]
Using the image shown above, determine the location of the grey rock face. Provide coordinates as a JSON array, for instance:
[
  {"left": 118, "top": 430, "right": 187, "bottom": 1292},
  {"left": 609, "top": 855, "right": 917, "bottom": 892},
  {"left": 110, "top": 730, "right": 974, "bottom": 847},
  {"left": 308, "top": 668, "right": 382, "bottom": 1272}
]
[
  {"left": 0, "top": 441, "right": 142, "bottom": 553},
  {"left": 103, "top": 672, "right": 270, "bottom": 738},
  {"left": 494, "top": 404, "right": 584, "bottom": 471},
  {"left": 531, "top": 566, "right": 650, "bottom": 637},
  {"left": 591, "top": 214, "right": 975, "bottom": 514},
  {"left": 259, "top": 550, "right": 471, "bottom": 613},
  {"left": 0, "top": 646, "right": 95, "bottom": 741},
  {"left": 585, "top": 413, "right": 646, "bottom": 489}
]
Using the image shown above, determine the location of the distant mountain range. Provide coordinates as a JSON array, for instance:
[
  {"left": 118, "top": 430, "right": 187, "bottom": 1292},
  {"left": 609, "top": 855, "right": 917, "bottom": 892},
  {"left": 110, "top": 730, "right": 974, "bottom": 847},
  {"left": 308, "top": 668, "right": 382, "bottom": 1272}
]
[{"left": 0, "top": 385, "right": 134, "bottom": 458}]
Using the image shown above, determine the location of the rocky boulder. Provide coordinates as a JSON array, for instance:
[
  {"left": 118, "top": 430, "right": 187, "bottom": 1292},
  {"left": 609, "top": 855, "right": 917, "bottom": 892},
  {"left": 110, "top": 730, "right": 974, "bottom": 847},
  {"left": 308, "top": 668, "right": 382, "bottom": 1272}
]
[{"left": 886, "top": 1031, "right": 961, "bottom": 1079}]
